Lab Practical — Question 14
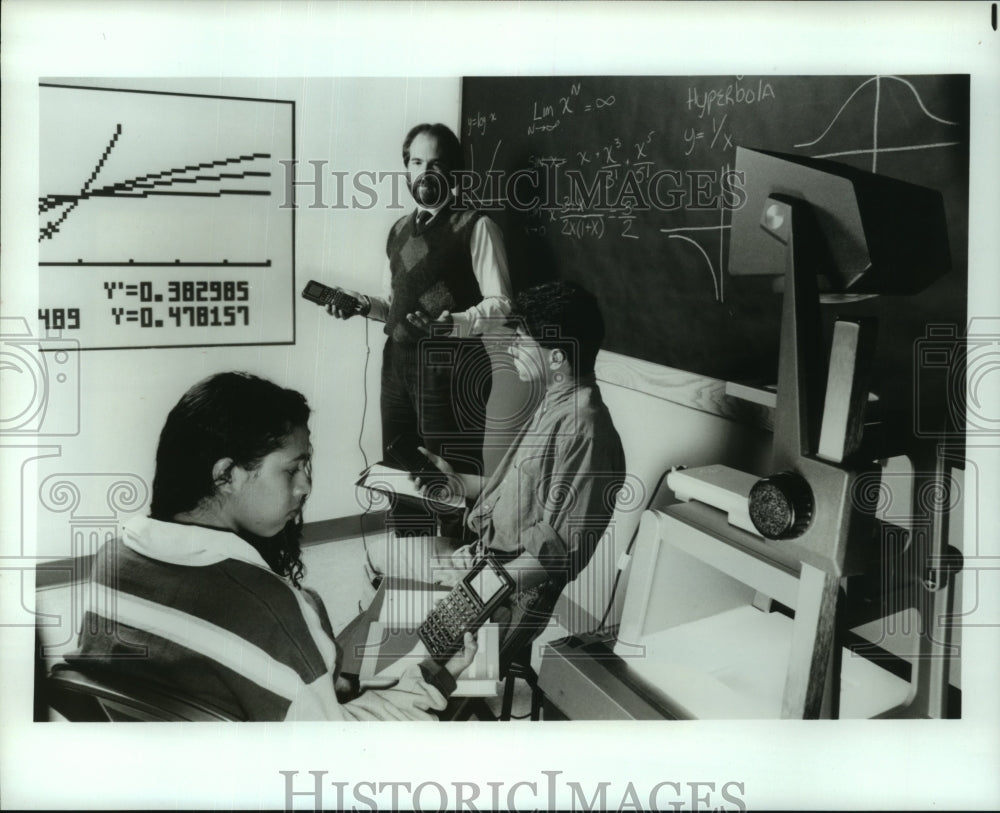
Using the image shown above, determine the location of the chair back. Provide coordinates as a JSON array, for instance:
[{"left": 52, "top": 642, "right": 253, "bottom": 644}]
[{"left": 44, "top": 665, "right": 239, "bottom": 722}]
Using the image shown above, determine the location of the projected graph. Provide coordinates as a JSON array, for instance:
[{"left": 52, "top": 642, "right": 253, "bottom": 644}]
[{"left": 38, "top": 83, "right": 295, "bottom": 349}]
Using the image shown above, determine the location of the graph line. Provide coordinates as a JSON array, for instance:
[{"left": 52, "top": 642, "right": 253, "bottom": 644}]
[
  {"left": 794, "top": 75, "right": 959, "bottom": 150},
  {"left": 668, "top": 233, "right": 721, "bottom": 302},
  {"left": 718, "top": 196, "right": 727, "bottom": 303},
  {"left": 38, "top": 124, "right": 125, "bottom": 242},
  {"left": 808, "top": 141, "right": 962, "bottom": 160},
  {"left": 40, "top": 260, "right": 272, "bottom": 268},
  {"left": 82, "top": 123, "right": 122, "bottom": 196},
  {"left": 39, "top": 124, "right": 272, "bottom": 242},
  {"left": 872, "top": 75, "right": 881, "bottom": 172},
  {"left": 41, "top": 182, "right": 270, "bottom": 212},
  {"left": 660, "top": 224, "right": 732, "bottom": 234},
  {"left": 487, "top": 139, "right": 502, "bottom": 175}
]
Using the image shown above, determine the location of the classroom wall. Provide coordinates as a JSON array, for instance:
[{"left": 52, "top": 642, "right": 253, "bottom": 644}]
[
  {"left": 29, "top": 75, "right": 773, "bottom": 626},
  {"left": 30, "top": 75, "right": 773, "bottom": 619},
  {"left": 27, "top": 72, "right": 946, "bottom": 682},
  {"left": 564, "top": 375, "right": 772, "bottom": 625},
  {"left": 31, "top": 76, "right": 462, "bottom": 558}
]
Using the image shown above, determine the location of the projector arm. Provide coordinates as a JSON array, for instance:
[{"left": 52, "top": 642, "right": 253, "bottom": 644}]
[{"left": 760, "top": 194, "right": 828, "bottom": 464}]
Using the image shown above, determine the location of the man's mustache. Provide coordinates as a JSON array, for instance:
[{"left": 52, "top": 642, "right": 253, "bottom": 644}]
[{"left": 410, "top": 171, "right": 450, "bottom": 206}]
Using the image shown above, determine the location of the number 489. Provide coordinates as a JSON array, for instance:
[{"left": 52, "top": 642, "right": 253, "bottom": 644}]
[{"left": 38, "top": 308, "right": 80, "bottom": 330}]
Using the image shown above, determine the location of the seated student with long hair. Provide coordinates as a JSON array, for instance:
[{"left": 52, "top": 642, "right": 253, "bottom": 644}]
[{"left": 64, "top": 372, "right": 474, "bottom": 721}]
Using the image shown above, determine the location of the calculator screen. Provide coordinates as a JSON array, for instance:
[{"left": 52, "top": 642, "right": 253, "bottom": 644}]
[{"left": 469, "top": 564, "right": 506, "bottom": 603}]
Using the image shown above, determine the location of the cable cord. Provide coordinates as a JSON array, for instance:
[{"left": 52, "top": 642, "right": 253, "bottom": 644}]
[
  {"left": 590, "top": 468, "right": 673, "bottom": 635},
  {"left": 357, "top": 317, "right": 377, "bottom": 571}
]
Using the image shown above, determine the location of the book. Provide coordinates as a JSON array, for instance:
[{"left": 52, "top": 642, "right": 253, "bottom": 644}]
[{"left": 356, "top": 462, "right": 466, "bottom": 512}]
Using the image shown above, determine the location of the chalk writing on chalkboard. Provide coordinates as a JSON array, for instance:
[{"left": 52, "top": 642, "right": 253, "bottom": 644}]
[
  {"left": 460, "top": 78, "right": 765, "bottom": 267},
  {"left": 791, "top": 75, "right": 962, "bottom": 172},
  {"left": 460, "top": 75, "right": 968, "bottom": 402}
]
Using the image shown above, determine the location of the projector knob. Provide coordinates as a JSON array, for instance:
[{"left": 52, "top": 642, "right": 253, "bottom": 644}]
[{"left": 749, "top": 472, "right": 814, "bottom": 539}]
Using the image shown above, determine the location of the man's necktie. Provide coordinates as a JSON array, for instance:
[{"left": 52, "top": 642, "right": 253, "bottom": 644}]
[{"left": 416, "top": 210, "right": 432, "bottom": 232}]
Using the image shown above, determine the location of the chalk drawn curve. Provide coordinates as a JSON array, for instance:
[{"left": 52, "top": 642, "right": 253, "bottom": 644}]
[
  {"left": 794, "top": 75, "right": 959, "bottom": 150},
  {"left": 667, "top": 233, "right": 721, "bottom": 302}
]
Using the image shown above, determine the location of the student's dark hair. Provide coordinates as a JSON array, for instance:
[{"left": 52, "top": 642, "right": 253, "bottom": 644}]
[
  {"left": 401, "top": 122, "right": 464, "bottom": 182},
  {"left": 512, "top": 281, "right": 605, "bottom": 376},
  {"left": 241, "top": 517, "right": 306, "bottom": 588},
  {"left": 149, "top": 372, "right": 310, "bottom": 585}
]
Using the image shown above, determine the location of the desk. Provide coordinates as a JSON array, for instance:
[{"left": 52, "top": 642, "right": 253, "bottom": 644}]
[
  {"left": 605, "top": 506, "right": 914, "bottom": 719},
  {"left": 537, "top": 633, "right": 679, "bottom": 720},
  {"left": 338, "top": 533, "right": 458, "bottom": 677}
]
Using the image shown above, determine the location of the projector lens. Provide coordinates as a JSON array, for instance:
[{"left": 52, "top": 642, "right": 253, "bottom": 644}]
[{"left": 749, "top": 471, "right": 814, "bottom": 539}]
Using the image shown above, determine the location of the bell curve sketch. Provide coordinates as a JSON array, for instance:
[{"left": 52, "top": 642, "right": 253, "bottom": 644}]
[
  {"left": 657, "top": 74, "right": 964, "bottom": 305},
  {"left": 37, "top": 83, "right": 296, "bottom": 350},
  {"left": 792, "top": 74, "right": 962, "bottom": 169},
  {"left": 648, "top": 75, "right": 962, "bottom": 302}
]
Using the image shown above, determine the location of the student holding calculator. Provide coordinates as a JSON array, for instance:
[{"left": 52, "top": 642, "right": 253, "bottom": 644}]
[
  {"left": 62, "top": 372, "right": 475, "bottom": 721},
  {"left": 372, "top": 281, "right": 627, "bottom": 657}
]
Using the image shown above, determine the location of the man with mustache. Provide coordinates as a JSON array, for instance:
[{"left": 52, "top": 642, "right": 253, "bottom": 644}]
[{"left": 330, "top": 123, "right": 512, "bottom": 540}]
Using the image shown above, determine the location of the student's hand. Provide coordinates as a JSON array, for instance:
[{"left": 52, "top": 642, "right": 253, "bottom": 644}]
[
  {"left": 419, "top": 449, "right": 487, "bottom": 502},
  {"left": 444, "top": 632, "right": 478, "bottom": 679},
  {"left": 433, "top": 566, "right": 464, "bottom": 589},
  {"left": 411, "top": 447, "right": 463, "bottom": 504},
  {"left": 414, "top": 446, "right": 455, "bottom": 478},
  {"left": 334, "top": 675, "right": 356, "bottom": 701},
  {"left": 354, "top": 666, "right": 447, "bottom": 720},
  {"left": 412, "top": 446, "right": 456, "bottom": 486},
  {"left": 325, "top": 287, "right": 368, "bottom": 320},
  {"left": 450, "top": 543, "right": 477, "bottom": 570},
  {"left": 432, "top": 545, "right": 476, "bottom": 588},
  {"left": 406, "top": 309, "right": 454, "bottom": 335}
]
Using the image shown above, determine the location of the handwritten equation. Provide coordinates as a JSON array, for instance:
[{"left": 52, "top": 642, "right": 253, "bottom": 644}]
[
  {"left": 515, "top": 125, "right": 660, "bottom": 243},
  {"left": 461, "top": 73, "right": 966, "bottom": 326},
  {"left": 526, "top": 82, "right": 617, "bottom": 136},
  {"left": 465, "top": 110, "right": 498, "bottom": 138}
]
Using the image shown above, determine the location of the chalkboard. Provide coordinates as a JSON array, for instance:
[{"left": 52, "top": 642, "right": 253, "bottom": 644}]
[{"left": 460, "top": 75, "right": 969, "bottom": 426}]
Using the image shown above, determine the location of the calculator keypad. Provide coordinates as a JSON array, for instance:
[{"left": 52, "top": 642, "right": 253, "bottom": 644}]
[{"left": 420, "top": 589, "right": 480, "bottom": 658}]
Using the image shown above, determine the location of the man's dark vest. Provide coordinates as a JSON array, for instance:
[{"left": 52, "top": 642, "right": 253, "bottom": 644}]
[{"left": 384, "top": 206, "right": 484, "bottom": 344}]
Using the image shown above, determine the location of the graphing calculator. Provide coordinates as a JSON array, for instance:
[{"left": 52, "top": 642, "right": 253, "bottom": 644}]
[
  {"left": 301, "top": 279, "right": 363, "bottom": 315},
  {"left": 419, "top": 555, "right": 516, "bottom": 662},
  {"left": 384, "top": 433, "right": 450, "bottom": 492}
]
